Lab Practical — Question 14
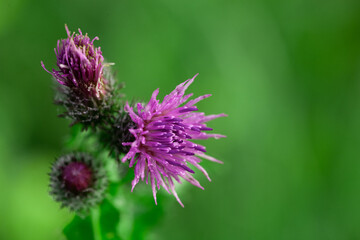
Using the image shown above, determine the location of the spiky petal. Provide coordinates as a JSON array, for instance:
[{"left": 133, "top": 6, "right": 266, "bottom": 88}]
[{"left": 122, "top": 74, "right": 226, "bottom": 206}]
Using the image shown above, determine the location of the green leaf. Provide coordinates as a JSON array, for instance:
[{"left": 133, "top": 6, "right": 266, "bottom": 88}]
[
  {"left": 99, "top": 199, "right": 121, "bottom": 240},
  {"left": 63, "top": 215, "right": 95, "bottom": 240},
  {"left": 130, "top": 194, "right": 165, "bottom": 240},
  {"left": 63, "top": 199, "right": 122, "bottom": 240}
]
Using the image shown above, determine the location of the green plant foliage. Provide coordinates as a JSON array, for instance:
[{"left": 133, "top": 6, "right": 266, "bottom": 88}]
[
  {"left": 99, "top": 199, "right": 121, "bottom": 240},
  {"left": 63, "top": 198, "right": 121, "bottom": 240},
  {"left": 63, "top": 215, "right": 94, "bottom": 240}
]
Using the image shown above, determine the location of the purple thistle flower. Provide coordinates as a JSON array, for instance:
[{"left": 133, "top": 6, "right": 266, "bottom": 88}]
[
  {"left": 122, "top": 74, "right": 226, "bottom": 207},
  {"left": 41, "top": 25, "right": 110, "bottom": 99}
]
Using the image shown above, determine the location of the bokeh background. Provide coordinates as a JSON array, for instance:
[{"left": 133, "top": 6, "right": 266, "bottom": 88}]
[{"left": 1, "top": 0, "right": 360, "bottom": 239}]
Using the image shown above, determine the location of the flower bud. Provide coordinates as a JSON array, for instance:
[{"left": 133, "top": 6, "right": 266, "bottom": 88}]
[
  {"left": 99, "top": 110, "right": 136, "bottom": 159},
  {"left": 49, "top": 153, "right": 107, "bottom": 215}
]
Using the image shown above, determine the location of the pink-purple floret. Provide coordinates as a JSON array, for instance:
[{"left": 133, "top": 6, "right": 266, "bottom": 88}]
[
  {"left": 122, "top": 74, "right": 227, "bottom": 207},
  {"left": 41, "top": 25, "right": 105, "bottom": 98}
]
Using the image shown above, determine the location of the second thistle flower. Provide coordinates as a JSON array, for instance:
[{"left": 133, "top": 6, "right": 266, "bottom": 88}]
[
  {"left": 42, "top": 25, "right": 108, "bottom": 99},
  {"left": 41, "top": 25, "right": 117, "bottom": 129}
]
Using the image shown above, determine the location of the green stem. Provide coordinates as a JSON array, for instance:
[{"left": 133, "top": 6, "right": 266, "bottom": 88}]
[{"left": 91, "top": 206, "right": 102, "bottom": 240}]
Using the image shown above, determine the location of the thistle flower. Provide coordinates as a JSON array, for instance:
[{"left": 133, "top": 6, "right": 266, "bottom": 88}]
[
  {"left": 122, "top": 74, "right": 226, "bottom": 207},
  {"left": 49, "top": 153, "right": 107, "bottom": 215},
  {"left": 41, "top": 25, "right": 118, "bottom": 129},
  {"left": 41, "top": 25, "right": 109, "bottom": 99}
]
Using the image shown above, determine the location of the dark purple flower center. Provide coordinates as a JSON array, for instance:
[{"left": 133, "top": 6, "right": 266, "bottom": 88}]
[{"left": 61, "top": 162, "right": 93, "bottom": 194}]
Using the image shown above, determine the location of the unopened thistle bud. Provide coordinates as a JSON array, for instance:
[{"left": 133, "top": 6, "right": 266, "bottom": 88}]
[
  {"left": 41, "top": 25, "right": 117, "bottom": 129},
  {"left": 99, "top": 110, "right": 137, "bottom": 159},
  {"left": 49, "top": 153, "right": 107, "bottom": 215}
]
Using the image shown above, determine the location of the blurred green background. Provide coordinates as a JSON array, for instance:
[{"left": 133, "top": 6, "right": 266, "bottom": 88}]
[{"left": 1, "top": 0, "right": 360, "bottom": 239}]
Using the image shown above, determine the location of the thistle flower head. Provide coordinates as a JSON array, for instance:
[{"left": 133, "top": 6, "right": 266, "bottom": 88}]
[
  {"left": 122, "top": 74, "right": 226, "bottom": 207},
  {"left": 41, "top": 25, "right": 120, "bottom": 129},
  {"left": 41, "top": 25, "right": 109, "bottom": 99},
  {"left": 49, "top": 153, "right": 107, "bottom": 215}
]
